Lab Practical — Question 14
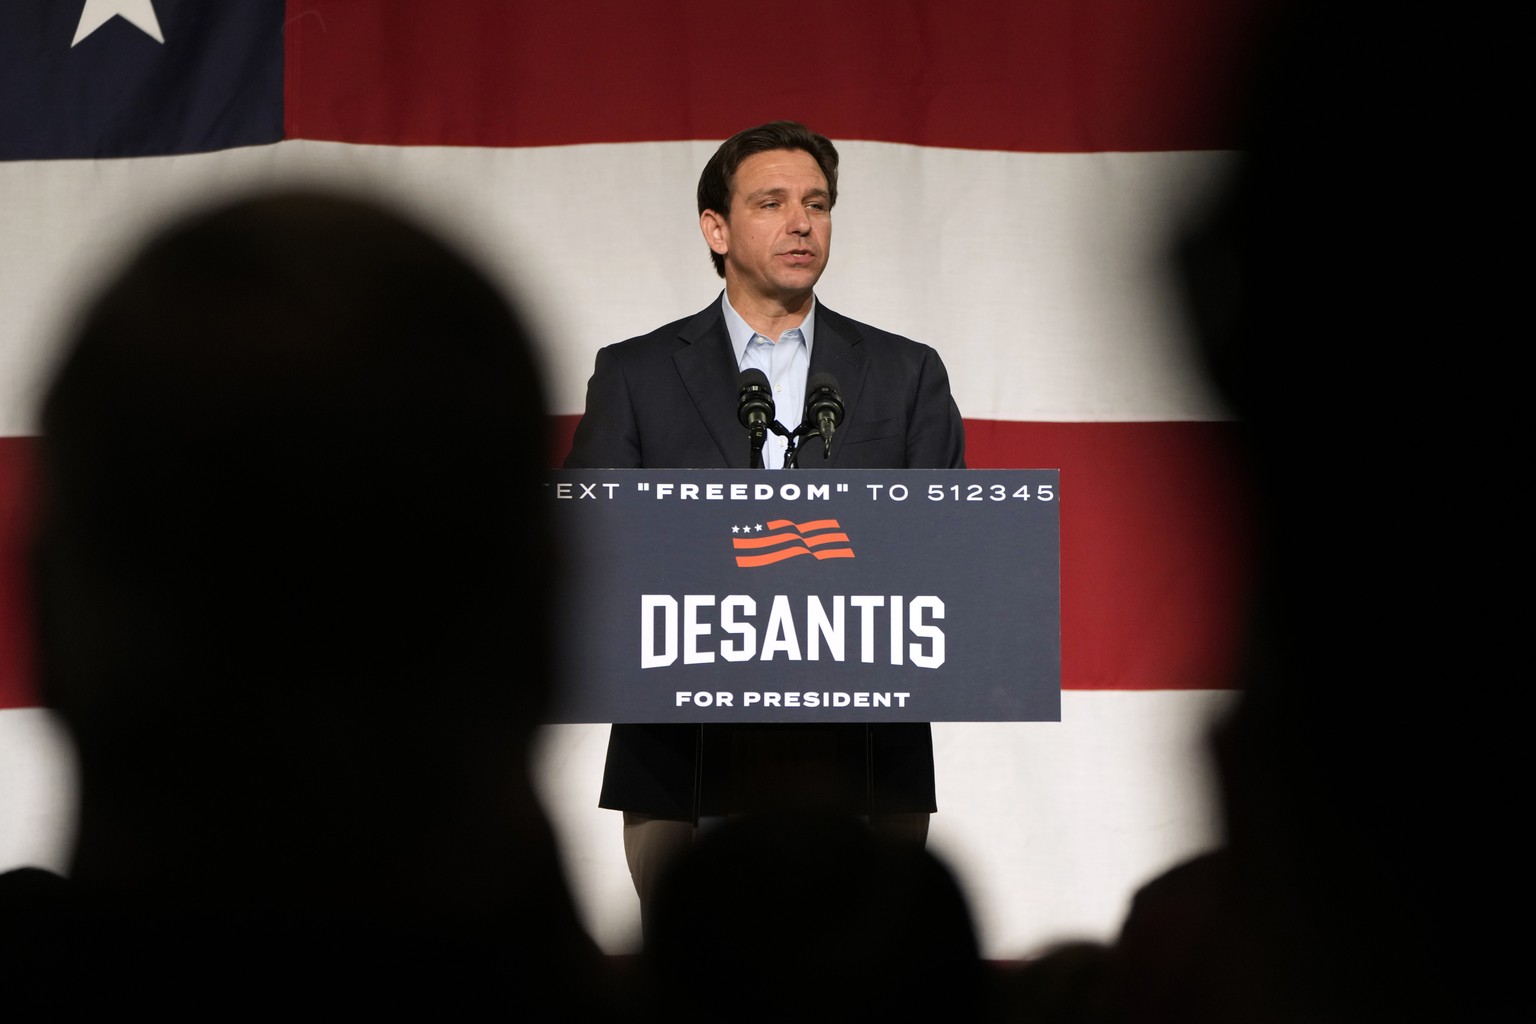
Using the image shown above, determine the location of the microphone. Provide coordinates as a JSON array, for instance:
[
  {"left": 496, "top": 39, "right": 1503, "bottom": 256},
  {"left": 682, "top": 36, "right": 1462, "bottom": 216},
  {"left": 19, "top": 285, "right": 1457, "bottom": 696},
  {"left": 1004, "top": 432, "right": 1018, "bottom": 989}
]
[
  {"left": 738, "top": 368, "right": 775, "bottom": 430},
  {"left": 738, "top": 368, "right": 775, "bottom": 468},
  {"left": 803, "top": 372, "right": 844, "bottom": 458}
]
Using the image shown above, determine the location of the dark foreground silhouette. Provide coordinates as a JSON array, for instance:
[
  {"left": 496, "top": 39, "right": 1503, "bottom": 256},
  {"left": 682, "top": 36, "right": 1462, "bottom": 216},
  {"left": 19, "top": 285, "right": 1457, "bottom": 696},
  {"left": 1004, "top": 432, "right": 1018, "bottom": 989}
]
[
  {"left": 3, "top": 192, "right": 614, "bottom": 1015},
  {"left": 643, "top": 813, "right": 992, "bottom": 1023}
]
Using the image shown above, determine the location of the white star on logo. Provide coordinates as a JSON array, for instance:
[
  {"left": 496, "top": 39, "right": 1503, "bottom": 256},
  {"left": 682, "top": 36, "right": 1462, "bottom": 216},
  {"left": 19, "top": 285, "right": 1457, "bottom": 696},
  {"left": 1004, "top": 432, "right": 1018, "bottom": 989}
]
[{"left": 73, "top": 0, "right": 165, "bottom": 47}]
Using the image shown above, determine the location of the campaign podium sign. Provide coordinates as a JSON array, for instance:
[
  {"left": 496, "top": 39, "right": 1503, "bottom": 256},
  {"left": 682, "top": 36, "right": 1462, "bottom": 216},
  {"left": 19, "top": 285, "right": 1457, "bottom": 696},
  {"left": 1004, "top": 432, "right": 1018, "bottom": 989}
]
[{"left": 546, "top": 469, "right": 1060, "bottom": 723}]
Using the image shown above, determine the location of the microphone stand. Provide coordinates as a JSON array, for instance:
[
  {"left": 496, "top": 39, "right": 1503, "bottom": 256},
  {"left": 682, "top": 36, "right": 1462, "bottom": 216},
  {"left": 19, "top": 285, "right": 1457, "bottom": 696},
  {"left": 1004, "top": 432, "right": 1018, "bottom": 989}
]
[
  {"left": 748, "top": 421, "right": 767, "bottom": 469},
  {"left": 752, "top": 420, "right": 794, "bottom": 469},
  {"left": 783, "top": 420, "right": 832, "bottom": 468},
  {"left": 782, "top": 426, "right": 802, "bottom": 468}
]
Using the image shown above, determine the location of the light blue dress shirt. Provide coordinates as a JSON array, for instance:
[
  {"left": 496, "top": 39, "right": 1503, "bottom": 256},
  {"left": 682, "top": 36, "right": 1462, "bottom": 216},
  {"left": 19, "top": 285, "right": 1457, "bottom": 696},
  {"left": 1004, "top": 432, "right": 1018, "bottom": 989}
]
[{"left": 723, "top": 291, "right": 814, "bottom": 470}]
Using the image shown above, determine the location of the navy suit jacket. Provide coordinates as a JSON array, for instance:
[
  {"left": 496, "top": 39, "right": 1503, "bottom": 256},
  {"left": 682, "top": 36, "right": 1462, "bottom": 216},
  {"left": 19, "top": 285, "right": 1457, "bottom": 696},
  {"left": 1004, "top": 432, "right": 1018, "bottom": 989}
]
[{"left": 565, "top": 297, "right": 965, "bottom": 818}]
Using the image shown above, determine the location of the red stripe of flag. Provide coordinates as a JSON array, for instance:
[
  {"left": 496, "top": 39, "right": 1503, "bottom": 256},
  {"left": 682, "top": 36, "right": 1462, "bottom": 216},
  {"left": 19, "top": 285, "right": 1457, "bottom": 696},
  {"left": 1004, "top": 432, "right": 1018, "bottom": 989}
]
[
  {"left": 284, "top": 0, "right": 1279, "bottom": 152},
  {"left": 780, "top": 519, "right": 840, "bottom": 532},
  {"left": 0, "top": 417, "right": 1252, "bottom": 706},
  {"left": 734, "top": 545, "right": 858, "bottom": 569},
  {"left": 734, "top": 548, "right": 816, "bottom": 569},
  {"left": 0, "top": 438, "right": 34, "bottom": 710}
]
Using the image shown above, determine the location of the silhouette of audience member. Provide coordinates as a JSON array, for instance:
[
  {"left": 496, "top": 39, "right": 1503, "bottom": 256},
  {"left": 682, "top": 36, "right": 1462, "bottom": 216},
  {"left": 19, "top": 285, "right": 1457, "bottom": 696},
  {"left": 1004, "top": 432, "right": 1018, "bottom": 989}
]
[
  {"left": 1109, "top": 848, "right": 1254, "bottom": 1024},
  {"left": 992, "top": 939, "right": 1118, "bottom": 1024},
  {"left": 1149, "top": 4, "right": 1494, "bottom": 1021},
  {"left": 0, "top": 865, "right": 69, "bottom": 913},
  {"left": 642, "top": 813, "right": 991, "bottom": 1023},
  {"left": 6, "top": 191, "right": 610, "bottom": 1014}
]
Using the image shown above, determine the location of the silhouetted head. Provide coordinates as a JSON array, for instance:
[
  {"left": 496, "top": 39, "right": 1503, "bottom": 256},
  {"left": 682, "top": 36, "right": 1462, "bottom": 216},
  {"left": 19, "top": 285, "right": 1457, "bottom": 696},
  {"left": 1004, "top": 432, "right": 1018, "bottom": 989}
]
[
  {"left": 644, "top": 814, "right": 988, "bottom": 1022},
  {"left": 32, "top": 190, "right": 553, "bottom": 791}
]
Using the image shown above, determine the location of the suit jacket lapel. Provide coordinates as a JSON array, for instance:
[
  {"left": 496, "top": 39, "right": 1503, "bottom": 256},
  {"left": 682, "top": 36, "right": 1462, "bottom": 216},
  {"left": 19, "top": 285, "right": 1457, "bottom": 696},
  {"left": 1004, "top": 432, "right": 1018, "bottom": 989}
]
[
  {"left": 807, "top": 304, "right": 868, "bottom": 468},
  {"left": 672, "top": 298, "right": 748, "bottom": 468},
  {"left": 672, "top": 297, "right": 867, "bottom": 469}
]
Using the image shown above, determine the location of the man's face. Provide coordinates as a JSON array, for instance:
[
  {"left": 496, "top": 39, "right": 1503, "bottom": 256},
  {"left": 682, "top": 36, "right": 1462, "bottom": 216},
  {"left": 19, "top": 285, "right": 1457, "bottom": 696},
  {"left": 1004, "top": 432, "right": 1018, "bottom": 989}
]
[{"left": 702, "top": 148, "right": 832, "bottom": 311}]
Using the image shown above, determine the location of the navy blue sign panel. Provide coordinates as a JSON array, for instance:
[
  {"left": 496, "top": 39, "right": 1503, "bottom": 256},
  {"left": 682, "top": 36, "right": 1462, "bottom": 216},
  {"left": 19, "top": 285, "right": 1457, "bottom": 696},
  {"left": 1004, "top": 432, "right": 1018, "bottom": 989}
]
[{"left": 547, "top": 470, "right": 1060, "bottom": 724}]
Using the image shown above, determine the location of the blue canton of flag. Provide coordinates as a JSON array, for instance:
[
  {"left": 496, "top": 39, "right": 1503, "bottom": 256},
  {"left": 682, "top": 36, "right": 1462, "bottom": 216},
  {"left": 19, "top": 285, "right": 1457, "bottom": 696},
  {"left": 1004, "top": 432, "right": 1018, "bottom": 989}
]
[{"left": 0, "top": 0, "right": 285, "bottom": 160}]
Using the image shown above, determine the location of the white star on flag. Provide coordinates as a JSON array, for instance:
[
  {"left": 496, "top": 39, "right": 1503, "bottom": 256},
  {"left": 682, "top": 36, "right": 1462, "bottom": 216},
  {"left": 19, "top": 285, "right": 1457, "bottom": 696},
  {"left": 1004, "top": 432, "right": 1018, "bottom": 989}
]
[{"left": 72, "top": 0, "right": 165, "bottom": 47}]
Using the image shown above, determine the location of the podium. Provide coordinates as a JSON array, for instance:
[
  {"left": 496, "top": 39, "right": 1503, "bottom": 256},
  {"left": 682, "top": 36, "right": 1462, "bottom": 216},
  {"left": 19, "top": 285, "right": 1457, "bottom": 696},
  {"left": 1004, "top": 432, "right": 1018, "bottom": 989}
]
[{"left": 547, "top": 469, "right": 1060, "bottom": 726}]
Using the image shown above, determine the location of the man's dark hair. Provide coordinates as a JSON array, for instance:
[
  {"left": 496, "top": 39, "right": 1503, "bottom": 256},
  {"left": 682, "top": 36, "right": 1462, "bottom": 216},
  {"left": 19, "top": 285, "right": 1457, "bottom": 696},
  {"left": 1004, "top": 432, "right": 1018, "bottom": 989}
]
[{"left": 697, "top": 121, "right": 839, "bottom": 277}]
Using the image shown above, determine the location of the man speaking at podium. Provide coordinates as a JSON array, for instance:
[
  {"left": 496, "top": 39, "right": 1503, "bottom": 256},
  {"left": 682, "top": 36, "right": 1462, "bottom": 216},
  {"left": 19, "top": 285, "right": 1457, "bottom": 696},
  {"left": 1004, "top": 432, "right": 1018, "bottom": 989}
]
[{"left": 565, "top": 121, "right": 965, "bottom": 912}]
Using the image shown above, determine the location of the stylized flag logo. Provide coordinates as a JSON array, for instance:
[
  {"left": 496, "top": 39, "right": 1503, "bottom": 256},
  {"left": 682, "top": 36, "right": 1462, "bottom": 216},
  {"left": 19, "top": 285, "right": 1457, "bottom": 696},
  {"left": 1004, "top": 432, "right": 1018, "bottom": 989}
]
[{"left": 731, "top": 518, "right": 855, "bottom": 568}]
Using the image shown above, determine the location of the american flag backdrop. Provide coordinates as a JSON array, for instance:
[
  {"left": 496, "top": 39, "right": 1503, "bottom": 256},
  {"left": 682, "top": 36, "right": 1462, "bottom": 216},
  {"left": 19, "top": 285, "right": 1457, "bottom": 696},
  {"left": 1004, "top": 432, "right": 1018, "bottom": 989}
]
[{"left": 0, "top": 1, "right": 1276, "bottom": 954}]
